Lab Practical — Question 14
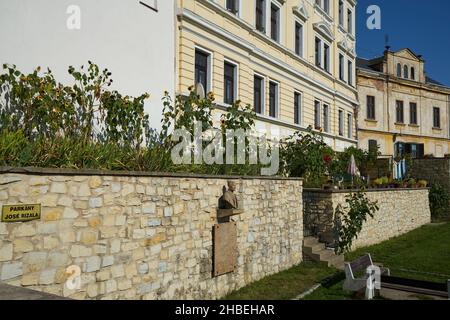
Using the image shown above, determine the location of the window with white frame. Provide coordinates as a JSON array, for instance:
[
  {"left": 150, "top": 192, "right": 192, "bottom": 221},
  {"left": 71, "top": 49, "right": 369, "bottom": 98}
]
[
  {"left": 255, "top": 0, "right": 266, "bottom": 32},
  {"left": 347, "top": 113, "right": 353, "bottom": 139},
  {"left": 347, "top": 9, "right": 353, "bottom": 34},
  {"left": 323, "top": 104, "right": 329, "bottom": 132},
  {"left": 347, "top": 59, "right": 353, "bottom": 86},
  {"left": 295, "top": 21, "right": 303, "bottom": 57},
  {"left": 226, "top": 0, "right": 239, "bottom": 15},
  {"left": 195, "top": 49, "right": 211, "bottom": 93},
  {"left": 315, "top": 0, "right": 330, "bottom": 15},
  {"left": 254, "top": 75, "right": 264, "bottom": 115},
  {"left": 270, "top": 2, "right": 280, "bottom": 42},
  {"left": 324, "top": 43, "right": 330, "bottom": 73},
  {"left": 269, "top": 81, "right": 279, "bottom": 118},
  {"left": 315, "top": 37, "right": 322, "bottom": 67},
  {"left": 294, "top": 92, "right": 302, "bottom": 125},
  {"left": 338, "top": 110, "right": 344, "bottom": 136},
  {"left": 339, "top": 53, "right": 345, "bottom": 81},
  {"left": 314, "top": 100, "right": 321, "bottom": 130},
  {"left": 338, "top": 0, "right": 344, "bottom": 26},
  {"left": 224, "top": 61, "right": 237, "bottom": 105},
  {"left": 315, "top": 36, "right": 331, "bottom": 72}
]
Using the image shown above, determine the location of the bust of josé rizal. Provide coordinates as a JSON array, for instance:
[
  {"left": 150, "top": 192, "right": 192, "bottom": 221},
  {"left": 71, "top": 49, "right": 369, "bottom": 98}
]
[{"left": 219, "top": 181, "right": 239, "bottom": 210}]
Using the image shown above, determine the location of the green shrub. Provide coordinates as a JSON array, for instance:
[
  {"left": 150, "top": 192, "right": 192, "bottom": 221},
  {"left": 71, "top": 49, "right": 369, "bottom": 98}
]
[
  {"left": 335, "top": 190, "right": 379, "bottom": 254},
  {"left": 429, "top": 184, "right": 450, "bottom": 221}
]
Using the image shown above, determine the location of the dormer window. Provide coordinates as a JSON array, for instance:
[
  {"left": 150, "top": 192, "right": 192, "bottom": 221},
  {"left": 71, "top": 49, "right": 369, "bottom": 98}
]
[
  {"left": 404, "top": 65, "right": 409, "bottom": 79},
  {"left": 397, "top": 63, "right": 402, "bottom": 77},
  {"left": 411, "top": 67, "right": 415, "bottom": 80}
]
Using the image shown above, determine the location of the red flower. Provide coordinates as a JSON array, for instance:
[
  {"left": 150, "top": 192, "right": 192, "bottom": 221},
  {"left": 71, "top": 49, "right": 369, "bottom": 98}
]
[{"left": 323, "top": 154, "right": 332, "bottom": 164}]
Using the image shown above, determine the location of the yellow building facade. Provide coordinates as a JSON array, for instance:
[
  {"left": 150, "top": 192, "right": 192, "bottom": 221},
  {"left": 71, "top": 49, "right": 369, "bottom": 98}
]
[
  {"left": 176, "top": 0, "right": 359, "bottom": 151},
  {"left": 357, "top": 49, "right": 450, "bottom": 158}
]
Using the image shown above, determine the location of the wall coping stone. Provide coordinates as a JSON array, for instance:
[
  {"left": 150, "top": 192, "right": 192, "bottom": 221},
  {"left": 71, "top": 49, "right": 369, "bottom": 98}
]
[
  {"left": 0, "top": 166, "right": 303, "bottom": 182},
  {"left": 303, "top": 188, "right": 428, "bottom": 194}
]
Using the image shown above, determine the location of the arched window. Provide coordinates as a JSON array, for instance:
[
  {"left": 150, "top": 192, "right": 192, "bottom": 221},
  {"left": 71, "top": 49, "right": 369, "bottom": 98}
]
[
  {"left": 397, "top": 63, "right": 402, "bottom": 77},
  {"left": 404, "top": 65, "right": 409, "bottom": 79},
  {"left": 411, "top": 67, "right": 415, "bottom": 80}
]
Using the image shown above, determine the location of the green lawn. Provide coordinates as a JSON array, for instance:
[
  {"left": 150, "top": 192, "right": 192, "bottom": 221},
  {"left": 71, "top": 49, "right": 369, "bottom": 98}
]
[
  {"left": 222, "top": 261, "right": 338, "bottom": 300},
  {"left": 224, "top": 223, "right": 450, "bottom": 300},
  {"left": 305, "top": 222, "right": 450, "bottom": 300}
]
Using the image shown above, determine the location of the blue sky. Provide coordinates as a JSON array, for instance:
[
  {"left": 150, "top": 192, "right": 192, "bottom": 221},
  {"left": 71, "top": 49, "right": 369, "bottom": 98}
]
[{"left": 356, "top": 0, "right": 450, "bottom": 86}]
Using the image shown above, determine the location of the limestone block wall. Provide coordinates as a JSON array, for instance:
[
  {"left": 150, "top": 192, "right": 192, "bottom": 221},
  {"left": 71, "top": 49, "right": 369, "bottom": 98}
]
[
  {"left": 0, "top": 168, "right": 303, "bottom": 300},
  {"left": 303, "top": 189, "right": 431, "bottom": 249}
]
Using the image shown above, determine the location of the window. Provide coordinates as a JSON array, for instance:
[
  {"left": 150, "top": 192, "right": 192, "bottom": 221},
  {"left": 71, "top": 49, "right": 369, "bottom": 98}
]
[
  {"left": 253, "top": 75, "right": 264, "bottom": 114},
  {"left": 411, "top": 67, "right": 415, "bottom": 80},
  {"left": 270, "top": 3, "right": 280, "bottom": 42},
  {"left": 324, "top": 43, "right": 330, "bottom": 72},
  {"left": 316, "top": 0, "right": 330, "bottom": 14},
  {"left": 410, "top": 102, "right": 417, "bottom": 125},
  {"left": 295, "top": 22, "right": 303, "bottom": 57},
  {"left": 294, "top": 92, "right": 301, "bottom": 125},
  {"left": 256, "top": 0, "right": 266, "bottom": 32},
  {"left": 347, "top": 60, "right": 353, "bottom": 86},
  {"left": 368, "top": 140, "right": 378, "bottom": 155},
  {"left": 396, "top": 100, "right": 404, "bottom": 123},
  {"left": 224, "top": 62, "right": 236, "bottom": 105},
  {"left": 338, "top": 0, "right": 344, "bottom": 26},
  {"left": 195, "top": 50, "right": 210, "bottom": 93},
  {"left": 397, "top": 63, "right": 402, "bottom": 77},
  {"left": 367, "top": 95, "right": 375, "bottom": 120},
  {"left": 347, "top": 113, "right": 353, "bottom": 139},
  {"left": 396, "top": 142, "right": 424, "bottom": 159},
  {"left": 314, "top": 100, "right": 321, "bottom": 130},
  {"left": 338, "top": 110, "right": 344, "bottom": 136},
  {"left": 347, "top": 9, "right": 353, "bottom": 33},
  {"left": 269, "top": 81, "right": 278, "bottom": 118},
  {"left": 226, "top": 0, "right": 239, "bottom": 15},
  {"left": 404, "top": 65, "right": 409, "bottom": 79},
  {"left": 433, "top": 107, "right": 441, "bottom": 128},
  {"left": 339, "top": 54, "right": 345, "bottom": 81},
  {"left": 323, "top": 104, "right": 329, "bottom": 132},
  {"left": 323, "top": 0, "right": 330, "bottom": 14},
  {"left": 315, "top": 37, "right": 322, "bottom": 67}
]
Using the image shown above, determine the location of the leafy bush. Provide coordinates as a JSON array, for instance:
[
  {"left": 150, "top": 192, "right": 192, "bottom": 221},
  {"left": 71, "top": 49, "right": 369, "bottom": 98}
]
[
  {"left": 429, "top": 184, "right": 450, "bottom": 221},
  {"left": 279, "top": 127, "right": 334, "bottom": 185},
  {"left": 335, "top": 190, "right": 379, "bottom": 254},
  {"left": 0, "top": 63, "right": 261, "bottom": 175}
]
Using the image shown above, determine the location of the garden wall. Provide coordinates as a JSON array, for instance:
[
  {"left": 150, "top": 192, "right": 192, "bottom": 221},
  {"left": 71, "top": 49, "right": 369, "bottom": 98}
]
[
  {"left": 303, "top": 188, "right": 431, "bottom": 249},
  {"left": 410, "top": 158, "right": 450, "bottom": 190},
  {"left": 0, "top": 167, "right": 303, "bottom": 300}
]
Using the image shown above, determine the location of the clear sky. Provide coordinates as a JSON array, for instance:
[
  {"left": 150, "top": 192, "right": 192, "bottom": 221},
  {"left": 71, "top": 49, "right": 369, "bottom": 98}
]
[{"left": 356, "top": 0, "right": 450, "bottom": 86}]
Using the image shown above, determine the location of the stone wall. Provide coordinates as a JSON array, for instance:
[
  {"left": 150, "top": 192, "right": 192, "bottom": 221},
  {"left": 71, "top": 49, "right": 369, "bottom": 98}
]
[
  {"left": 0, "top": 168, "right": 303, "bottom": 300},
  {"left": 410, "top": 158, "right": 450, "bottom": 191},
  {"left": 303, "top": 188, "right": 431, "bottom": 249}
]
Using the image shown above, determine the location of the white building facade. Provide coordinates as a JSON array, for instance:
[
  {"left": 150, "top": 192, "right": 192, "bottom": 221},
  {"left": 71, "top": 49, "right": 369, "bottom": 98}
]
[{"left": 0, "top": 0, "right": 176, "bottom": 130}]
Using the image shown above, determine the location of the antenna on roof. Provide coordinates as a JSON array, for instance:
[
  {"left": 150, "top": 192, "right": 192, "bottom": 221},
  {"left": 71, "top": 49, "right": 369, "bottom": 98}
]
[{"left": 385, "top": 34, "right": 390, "bottom": 51}]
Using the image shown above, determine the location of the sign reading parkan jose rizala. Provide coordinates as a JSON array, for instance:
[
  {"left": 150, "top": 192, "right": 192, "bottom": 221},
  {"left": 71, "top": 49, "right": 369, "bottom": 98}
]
[{"left": 1, "top": 204, "right": 41, "bottom": 222}]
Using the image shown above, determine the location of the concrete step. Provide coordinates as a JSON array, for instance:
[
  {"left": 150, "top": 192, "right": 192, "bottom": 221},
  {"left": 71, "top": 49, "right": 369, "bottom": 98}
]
[
  {"left": 303, "top": 242, "right": 326, "bottom": 255},
  {"left": 303, "top": 237, "right": 320, "bottom": 247},
  {"left": 302, "top": 236, "right": 345, "bottom": 270}
]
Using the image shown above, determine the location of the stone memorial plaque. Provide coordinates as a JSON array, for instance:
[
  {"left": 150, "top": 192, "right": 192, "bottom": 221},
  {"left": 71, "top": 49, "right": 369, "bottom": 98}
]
[{"left": 213, "top": 222, "right": 237, "bottom": 277}]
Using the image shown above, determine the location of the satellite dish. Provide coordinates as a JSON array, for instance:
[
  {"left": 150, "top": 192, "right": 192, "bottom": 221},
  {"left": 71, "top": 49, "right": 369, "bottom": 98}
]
[{"left": 195, "top": 83, "right": 206, "bottom": 99}]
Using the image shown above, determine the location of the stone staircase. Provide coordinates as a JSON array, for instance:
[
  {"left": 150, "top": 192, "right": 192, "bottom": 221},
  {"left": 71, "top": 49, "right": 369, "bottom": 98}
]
[{"left": 303, "top": 237, "right": 345, "bottom": 270}]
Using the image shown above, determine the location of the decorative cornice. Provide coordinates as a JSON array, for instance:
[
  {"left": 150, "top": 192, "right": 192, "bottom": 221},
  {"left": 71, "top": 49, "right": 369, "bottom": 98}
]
[
  {"left": 313, "top": 21, "right": 335, "bottom": 42},
  {"left": 292, "top": 1, "right": 309, "bottom": 21}
]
